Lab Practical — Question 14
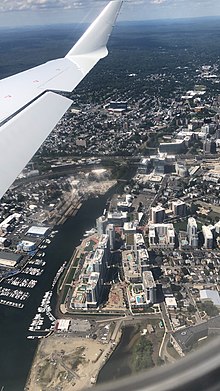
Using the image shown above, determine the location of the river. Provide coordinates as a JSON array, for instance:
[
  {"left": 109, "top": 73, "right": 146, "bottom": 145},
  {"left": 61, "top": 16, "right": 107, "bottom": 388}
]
[
  {"left": 0, "top": 193, "right": 113, "bottom": 391},
  {"left": 97, "top": 326, "right": 136, "bottom": 384}
]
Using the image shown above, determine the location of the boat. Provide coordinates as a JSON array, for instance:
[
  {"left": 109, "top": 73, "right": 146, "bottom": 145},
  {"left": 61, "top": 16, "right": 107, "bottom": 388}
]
[{"left": 51, "top": 261, "right": 67, "bottom": 289}]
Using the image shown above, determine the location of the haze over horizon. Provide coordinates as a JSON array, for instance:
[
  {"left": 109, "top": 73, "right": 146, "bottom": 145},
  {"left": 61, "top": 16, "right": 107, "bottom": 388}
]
[{"left": 1, "top": 0, "right": 220, "bottom": 28}]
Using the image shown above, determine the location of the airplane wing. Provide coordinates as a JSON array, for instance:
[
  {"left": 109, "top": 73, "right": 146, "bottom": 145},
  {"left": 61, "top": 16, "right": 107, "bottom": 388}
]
[{"left": 0, "top": 0, "right": 123, "bottom": 199}]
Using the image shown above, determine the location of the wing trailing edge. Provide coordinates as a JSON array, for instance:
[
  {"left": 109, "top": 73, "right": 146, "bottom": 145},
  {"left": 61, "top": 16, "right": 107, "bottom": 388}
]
[
  {"left": 0, "top": 0, "right": 123, "bottom": 199},
  {"left": 0, "top": 92, "right": 72, "bottom": 200}
]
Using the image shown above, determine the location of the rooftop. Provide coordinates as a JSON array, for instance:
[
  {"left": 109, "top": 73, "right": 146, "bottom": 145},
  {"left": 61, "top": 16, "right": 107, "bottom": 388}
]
[{"left": 200, "top": 289, "right": 220, "bottom": 306}]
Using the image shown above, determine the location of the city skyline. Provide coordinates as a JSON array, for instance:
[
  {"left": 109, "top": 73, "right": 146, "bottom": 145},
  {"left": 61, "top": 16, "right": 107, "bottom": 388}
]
[{"left": 1, "top": 0, "right": 220, "bottom": 28}]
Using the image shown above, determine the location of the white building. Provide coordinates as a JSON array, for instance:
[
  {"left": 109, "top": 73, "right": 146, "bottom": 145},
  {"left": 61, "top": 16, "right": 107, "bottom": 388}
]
[
  {"left": 107, "top": 211, "right": 128, "bottom": 226},
  {"left": 202, "top": 225, "right": 213, "bottom": 249},
  {"left": 142, "top": 271, "right": 157, "bottom": 304},
  {"left": 149, "top": 223, "right": 175, "bottom": 248},
  {"left": 0, "top": 213, "right": 21, "bottom": 234},
  {"left": 215, "top": 221, "right": 220, "bottom": 235},
  {"left": 165, "top": 297, "right": 177, "bottom": 310},
  {"left": 86, "top": 272, "right": 101, "bottom": 306},
  {"left": 201, "top": 125, "right": 210, "bottom": 135},
  {"left": 134, "top": 233, "right": 146, "bottom": 256},
  {"left": 187, "top": 217, "right": 198, "bottom": 248},
  {"left": 123, "top": 222, "right": 137, "bottom": 234},
  {"left": 26, "top": 226, "right": 50, "bottom": 237},
  {"left": 106, "top": 224, "right": 115, "bottom": 250},
  {"left": 19, "top": 240, "right": 36, "bottom": 252},
  {"left": 117, "top": 194, "right": 133, "bottom": 211},
  {"left": 71, "top": 234, "right": 110, "bottom": 310},
  {"left": 200, "top": 289, "right": 220, "bottom": 307},
  {"left": 96, "top": 216, "right": 107, "bottom": 235},
  {"left": 175, "top": 162, "right": 188, "bottom": 177},
  {"left": 56, "top": 319, "right": 71, "bottom": 332}
]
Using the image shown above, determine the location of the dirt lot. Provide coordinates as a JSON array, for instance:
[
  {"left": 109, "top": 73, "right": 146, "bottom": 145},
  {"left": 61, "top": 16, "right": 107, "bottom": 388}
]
[{"left": 26, "top": 336, "right": 107, "bottom": 391}]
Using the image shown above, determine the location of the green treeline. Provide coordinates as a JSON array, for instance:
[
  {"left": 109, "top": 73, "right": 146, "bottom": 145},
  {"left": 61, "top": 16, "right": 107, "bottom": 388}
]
[{"left": 132, "top": 336, "right": 154, "bottom": 372}]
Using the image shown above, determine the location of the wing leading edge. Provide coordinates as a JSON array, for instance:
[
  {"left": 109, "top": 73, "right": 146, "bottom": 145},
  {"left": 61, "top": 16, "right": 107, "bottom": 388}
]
[{"left": 0, "top": 0, "right": 123, "bottom": 199}]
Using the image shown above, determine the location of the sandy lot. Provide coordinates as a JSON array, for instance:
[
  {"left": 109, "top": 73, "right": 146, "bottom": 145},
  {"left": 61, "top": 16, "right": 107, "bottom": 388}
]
[{"left": 26, "top": 336, "right": 109, "bottom": 391}]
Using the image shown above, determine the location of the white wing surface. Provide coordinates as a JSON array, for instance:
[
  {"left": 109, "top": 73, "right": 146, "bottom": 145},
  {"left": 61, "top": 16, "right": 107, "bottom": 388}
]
[{"left": 0, "top": 0, "right": 123, "bottom": 199}]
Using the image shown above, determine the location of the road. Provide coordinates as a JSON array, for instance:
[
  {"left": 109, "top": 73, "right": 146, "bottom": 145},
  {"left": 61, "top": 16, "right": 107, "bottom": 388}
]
[
  {"left": 160, "top": 302, "right": 173, "bottom": 332},
  {"left": 185, "top": 285, "right": 202, "bottom": 323},
  {"left": 159, "top": 332, "right": 176, "bottom": 364}
]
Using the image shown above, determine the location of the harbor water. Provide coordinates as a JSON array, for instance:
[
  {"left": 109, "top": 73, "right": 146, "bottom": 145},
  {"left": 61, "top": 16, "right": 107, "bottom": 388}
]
[{"left": 0, "top": 194, "right": 111, "bottom": 391}]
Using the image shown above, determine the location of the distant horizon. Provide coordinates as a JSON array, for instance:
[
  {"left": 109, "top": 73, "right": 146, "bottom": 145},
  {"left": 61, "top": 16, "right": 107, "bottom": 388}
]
[
  {"left": 1, "top": 13, "right": 220, "bottom": 31},
  {"left": 1, "top": 0, "right": 220, "bottom": 29}
]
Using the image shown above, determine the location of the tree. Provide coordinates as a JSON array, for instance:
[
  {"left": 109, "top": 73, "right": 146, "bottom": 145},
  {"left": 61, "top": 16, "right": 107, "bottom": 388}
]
[
  {"left": 176, "top": 291, "right": 183, "bottom": 301},
  {"left": 199, "top": 301, "right": 219, "bottom": 317},
  {"left": 132, "top": 337, "right": 154, "bottom": 372},
  {"left": 188, "top": 304, "right": 196, "bottom": 314},
  {"left": 190, "top": 204, "right": 199, "bottom": 215}
]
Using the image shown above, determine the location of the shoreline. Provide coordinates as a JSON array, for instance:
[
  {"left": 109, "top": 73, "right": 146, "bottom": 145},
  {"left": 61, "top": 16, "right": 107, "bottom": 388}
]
[
  {"left": 25, "top": 322, "right": 123, "bottom": 391},
  {"left": 24, "top": 180, "right": 120, "bottom": 390}
]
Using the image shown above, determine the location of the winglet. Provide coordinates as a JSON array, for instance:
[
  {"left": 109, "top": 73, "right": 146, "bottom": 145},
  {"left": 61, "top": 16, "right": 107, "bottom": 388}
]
[{"left": 66, "top": 1, "right": 123, "bottom": 59}]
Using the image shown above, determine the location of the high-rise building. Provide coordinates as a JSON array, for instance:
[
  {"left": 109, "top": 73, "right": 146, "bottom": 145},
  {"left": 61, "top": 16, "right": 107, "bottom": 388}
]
[
  {"left": 106, "top": 224, "right": 115, "bottom": 250},
  {"left": 216, "top": 128, "right": 220, "bottom": 139},
  {"left": 167, "top": 226, "right": 175, "bottom": 247},
  {"left": 142, "top": 271, "right": 157, "bottom": 304},
  {"left": 201, "top": 125, "right": 210, "bottom": 135},
  {"left": 203, "top": 139, "right": 216, "bottom": 154},
  {"left": 175, "top": 162, "right": 188, "bottom": 177},
  {"left": 150, "top": 206, "right": 165, "bottom": 224},
  {"left": 171, "top": 200, "right": 187, "bottom": 217},
  {"left": 187, "top": 217, "right": 198, "bottom": 248},
  {"left": 71, "top": 234, "right": 110, "bottom": 310},
  {"left": 137, "top": 249, "right": 150, "bottom": 273},
  {"left": 153, "top": 157, "right": 165, "bottom": 174},
  {"left": 202, "top": 226, "right": 213, "bottom": 249},
  {"left": 148, "top": 223, "right": 175, "bottom": 248},
  {"left": 96, "top": 216, "right": 107, "bottom": 235},
  {"left": 138, "top": 158, "right": 151, "bottom": 174},
  {"left": 86, "top": 272, "right": 101, "bottom": 307},
  {"left": 134, "top": 233, "right": 146, "bottom": 256}
]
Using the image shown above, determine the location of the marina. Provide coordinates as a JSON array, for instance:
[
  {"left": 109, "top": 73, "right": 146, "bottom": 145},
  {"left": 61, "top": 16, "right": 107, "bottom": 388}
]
[
  {"left": 28, "top": 258, "right": 46, "bottom": 266},
  {"left": 0, "top": 195, "right": 111, "bottom": 390},
  {"left": 0, "top": 287, "right": 30, "bottom": 301},
  {"left": 0, "top": 299, "right": 24, "bottom": 309},
  {"left": 5, "top": 277, "right": 38, "bottom": 288},
  {"left": 28, "top": 291, "right": 56, "bottom": 337},
  {"left": 22, "top": 267, "right": 44, "bottom": 276},
  {"left": 51, "top": 261, "right": 67, "bottom": 289},
  {"left": 0, "top": 245, "right": 67, "bottom": 314},
  {"left": 28, "top": 264, "right": 68, "bottom": 335}
]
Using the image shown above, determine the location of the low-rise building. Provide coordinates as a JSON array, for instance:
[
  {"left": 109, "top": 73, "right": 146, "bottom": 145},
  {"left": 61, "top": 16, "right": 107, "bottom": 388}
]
[
  {"left": 200, "top": 289, "right": 220, "bottom": 307},
  {"left": 170, "top": 316, "right": 220, "bottom": 356}
]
